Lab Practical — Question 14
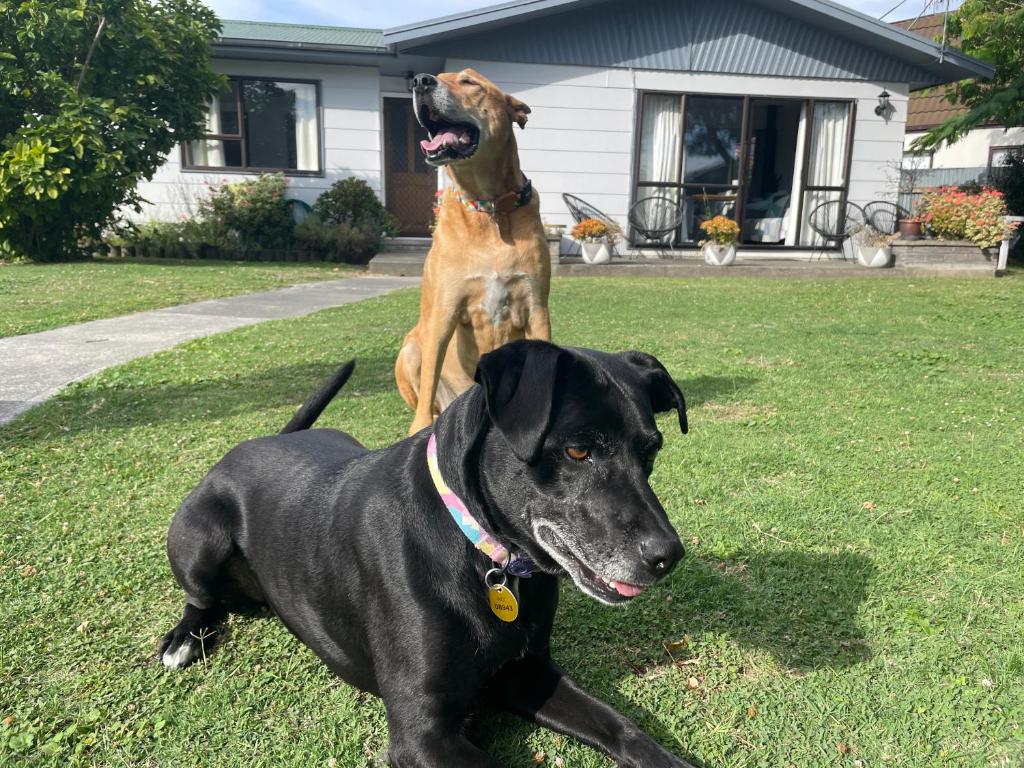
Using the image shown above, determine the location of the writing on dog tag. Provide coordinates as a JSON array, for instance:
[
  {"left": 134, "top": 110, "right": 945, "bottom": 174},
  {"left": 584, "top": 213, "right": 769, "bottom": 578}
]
[{"left": 488, "top": 584, "right": 519, "bottom": 622}]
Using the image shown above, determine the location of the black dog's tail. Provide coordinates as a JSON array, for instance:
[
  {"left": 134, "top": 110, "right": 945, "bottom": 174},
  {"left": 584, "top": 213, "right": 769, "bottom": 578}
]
[{"left": 279, "top": 360, "right": 356, "bottom": 434}]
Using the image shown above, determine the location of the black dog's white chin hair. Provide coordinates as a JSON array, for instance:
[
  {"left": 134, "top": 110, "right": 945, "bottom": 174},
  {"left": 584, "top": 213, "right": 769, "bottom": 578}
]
[{"left": 533, "top": 523, "right": 635, "bottom": 607}]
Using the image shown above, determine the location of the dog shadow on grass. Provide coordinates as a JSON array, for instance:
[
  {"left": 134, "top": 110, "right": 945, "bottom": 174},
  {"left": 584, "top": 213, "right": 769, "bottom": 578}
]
[
  {"left": 6, "top": 353, "right": 405, "bottom": 442},
  {"left": 472, "top": 549, "right": 874, "bottom": 765},
  {"left": 679, "top": 374, "right": 760, "bottom": 409}
]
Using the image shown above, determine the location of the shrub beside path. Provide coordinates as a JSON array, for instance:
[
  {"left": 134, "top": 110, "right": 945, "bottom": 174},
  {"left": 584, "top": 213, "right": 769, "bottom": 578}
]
[{"left": 0, "top": 274, "right": 420, "bottom": 424}]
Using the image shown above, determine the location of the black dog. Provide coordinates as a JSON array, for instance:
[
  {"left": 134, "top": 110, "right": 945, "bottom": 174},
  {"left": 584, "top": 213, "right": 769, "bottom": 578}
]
[{"left": 159, "top": 340, "right": 697, "bottom": 768}]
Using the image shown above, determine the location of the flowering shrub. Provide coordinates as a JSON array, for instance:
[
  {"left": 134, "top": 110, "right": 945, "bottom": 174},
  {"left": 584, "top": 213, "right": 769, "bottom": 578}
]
[
  {"left": 197, "top": 173, "right": 293, "bottom": 250},
  {"left": 916, "top": 186, "right": 1018, "bottom": 249},
  {"left": 698, "top": 215, "right": 740, "bottom": 246},
  {"left": 571, "top": 218, "right": 610, "bottom": 242}
]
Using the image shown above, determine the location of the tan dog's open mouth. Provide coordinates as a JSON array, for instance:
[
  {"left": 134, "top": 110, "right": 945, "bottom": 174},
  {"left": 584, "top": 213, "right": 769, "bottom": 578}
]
[{"left": 416, "top": 103, "right": 480, "bottom": 165}]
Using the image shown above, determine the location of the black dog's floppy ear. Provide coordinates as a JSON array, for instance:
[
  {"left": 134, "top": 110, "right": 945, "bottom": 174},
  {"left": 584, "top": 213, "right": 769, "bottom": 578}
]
[
  {"left": 621, "top": 351, "right": 688, "bottom": 434},
  {"left": 474, "top": 340, "right": 564, "bottom": 463}
]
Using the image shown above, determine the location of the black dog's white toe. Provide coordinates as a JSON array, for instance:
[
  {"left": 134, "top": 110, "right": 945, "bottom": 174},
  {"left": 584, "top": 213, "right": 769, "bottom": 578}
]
[{"left": 158, "top": 629, "right": 202, "bottom": 669}]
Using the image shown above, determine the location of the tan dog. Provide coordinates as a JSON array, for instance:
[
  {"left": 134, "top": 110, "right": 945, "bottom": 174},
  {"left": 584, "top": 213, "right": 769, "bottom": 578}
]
[{"left": 395, "top": 69, "right": 552, "bottom": 434}]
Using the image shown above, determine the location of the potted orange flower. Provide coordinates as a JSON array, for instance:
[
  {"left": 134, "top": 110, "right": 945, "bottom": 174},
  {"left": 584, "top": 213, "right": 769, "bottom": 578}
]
[
  {"left": 571, "top": 218, "right": 612, "bottom": 265},
  {"left": 698, "top": 215, "right": 740, "bottom": 266}
]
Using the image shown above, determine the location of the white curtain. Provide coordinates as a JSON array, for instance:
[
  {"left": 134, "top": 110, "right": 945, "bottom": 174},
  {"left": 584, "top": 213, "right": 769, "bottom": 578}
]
[
  {"left": 637, "top": 94, "right": 681, "bottom": 241},
  {"left": 189, "top": 92, "right": 225, "bottom": 167},
  {"left": 808, "top": 102, "right": 848, "bottom": 187},
  {"left": 800, "top": 102, "right": 849, "bottom": 245},
  {"left": 285, "top": 83, "right": 319, "bottom": 172},
  {"left": 639, "top": 94, "right": 681, "bottom": 185},
  {"left": 785, "top": 103, "right": 808, "bottom": 246}
]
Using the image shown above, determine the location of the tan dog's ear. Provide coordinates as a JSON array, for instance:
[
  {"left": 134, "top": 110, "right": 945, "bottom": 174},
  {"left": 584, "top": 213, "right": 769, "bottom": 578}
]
[{"left": 507, "top": 95, "right": 531, "bottom": 129}]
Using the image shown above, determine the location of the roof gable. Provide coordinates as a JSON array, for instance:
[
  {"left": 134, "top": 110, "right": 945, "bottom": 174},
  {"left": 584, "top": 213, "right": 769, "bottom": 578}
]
[
  {"left": 386, "top": 0, "right": 992, "bottom": 86},
  {"left": 399, "top": 0, "right": 939, "bottom": 83}
]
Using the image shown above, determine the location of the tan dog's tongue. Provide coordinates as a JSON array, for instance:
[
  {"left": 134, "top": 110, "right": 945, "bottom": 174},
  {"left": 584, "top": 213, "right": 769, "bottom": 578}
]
[{"left": 420, "top": 128, "right": 469, "bottom": 154}]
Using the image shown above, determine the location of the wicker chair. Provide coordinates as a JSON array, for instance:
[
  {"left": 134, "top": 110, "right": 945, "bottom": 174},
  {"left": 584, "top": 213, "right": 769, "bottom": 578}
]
[
  {"left": 807, "top": 200, "right": 866, "bottom": 259},
  {"left": 863, "top": 201, "right": 908, "bottom": 234},
  {"left": 562, "top": 193, "right": 619, "bottom": 229},
  {"left": 629, "top": 196, "right": 683, "bottom": 246}
]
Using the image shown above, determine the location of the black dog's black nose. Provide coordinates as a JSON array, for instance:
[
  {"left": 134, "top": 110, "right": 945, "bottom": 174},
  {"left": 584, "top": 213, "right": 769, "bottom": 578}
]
[
  {"left": 640, "top": 536, "right": 684, "bottom": 578},
  {"left": 411, "top": 73, "right": 437, "bottom": 94}
]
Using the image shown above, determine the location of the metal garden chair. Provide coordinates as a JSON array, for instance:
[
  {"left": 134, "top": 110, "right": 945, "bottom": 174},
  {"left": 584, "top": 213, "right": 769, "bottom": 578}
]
[
  {"left": 628, "top": 196, "right": 683, "bottom": 248},
  {"left": 863, "top": 201, "right": 908, "bottom": 235},
  {"left": 807, "top": 200, "right": 866, "bottom": 260},
  {"left": 562, "top": 193, "right": 618, "bottom": 229}
]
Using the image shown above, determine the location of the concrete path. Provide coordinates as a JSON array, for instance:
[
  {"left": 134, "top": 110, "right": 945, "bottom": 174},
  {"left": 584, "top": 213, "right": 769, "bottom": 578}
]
[{"left": 0, "top": 275, "right": 420, "bottom": 424}]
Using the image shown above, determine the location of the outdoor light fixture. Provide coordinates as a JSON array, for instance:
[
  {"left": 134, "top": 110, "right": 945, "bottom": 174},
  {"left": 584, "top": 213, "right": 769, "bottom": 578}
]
[{"left": 875, "top": 90, "right": 893, "bottom": 120}]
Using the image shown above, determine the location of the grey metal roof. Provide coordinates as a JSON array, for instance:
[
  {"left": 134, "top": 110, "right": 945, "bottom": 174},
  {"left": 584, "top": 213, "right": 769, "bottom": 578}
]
[
  {"left": 219, "top": 19, "right": 386, "bottom": 51},
  {"left": 383, "top": 0, "right": 993, "bottom": 85}
]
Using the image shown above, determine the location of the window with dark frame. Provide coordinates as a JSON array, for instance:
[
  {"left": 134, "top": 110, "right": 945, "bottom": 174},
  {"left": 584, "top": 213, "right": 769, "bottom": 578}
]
[
  {"left": 989, "top": 145, "right": 1023, "bottom": 169},
  {"left": 632, "top": 92, "right": 855, "bottom": 248},
  {"left": 183, "top": 77, "right": 321, "bottom": 174}
]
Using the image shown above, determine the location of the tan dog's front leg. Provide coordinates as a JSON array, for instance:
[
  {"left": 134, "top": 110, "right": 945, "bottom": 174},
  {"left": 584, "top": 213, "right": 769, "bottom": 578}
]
[
  {"left": 410, "top": 306, "right": 459, "bottom": 434},
  {"left": 526, "top": 306, "right": 552, "bottom": 341}
]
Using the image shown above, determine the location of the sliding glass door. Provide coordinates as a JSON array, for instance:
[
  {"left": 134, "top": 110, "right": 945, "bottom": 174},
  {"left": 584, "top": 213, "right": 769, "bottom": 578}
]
[
  {"left": 633, "top": 92, "right": 853, "bottom": 248},
  {"left": 797, "top": 102, "right": 853, "bottom": 246},
  {"left": 741, "top": 99, "right": 803, "bottom": 245}
]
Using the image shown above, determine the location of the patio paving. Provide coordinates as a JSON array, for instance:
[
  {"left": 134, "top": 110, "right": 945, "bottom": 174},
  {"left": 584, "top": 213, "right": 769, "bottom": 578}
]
[
  {"left": 0, "top": 274, "right": 420, "bottom": 424},
  {"left": 369, "top": 251, "right": 997, "bottom": 279}
]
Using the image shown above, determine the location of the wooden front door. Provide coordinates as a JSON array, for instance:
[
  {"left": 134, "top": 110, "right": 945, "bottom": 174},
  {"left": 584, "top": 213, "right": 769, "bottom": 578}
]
[{"left": 383, "top": 97, "right": 436, "bottom": 236}]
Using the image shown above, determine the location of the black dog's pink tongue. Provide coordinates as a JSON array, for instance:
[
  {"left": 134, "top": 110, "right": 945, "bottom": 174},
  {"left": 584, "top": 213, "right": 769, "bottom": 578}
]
[
  {"left": 611, "top": 580, "right": 646, "bottom": 598},
  {"left": 420, "top": 127, "right": 470, "bottom": 154}
]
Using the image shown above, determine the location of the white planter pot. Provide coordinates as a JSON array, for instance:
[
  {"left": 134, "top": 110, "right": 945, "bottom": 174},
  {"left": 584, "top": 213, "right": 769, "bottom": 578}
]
[
  {"left": 580, "top": 241, "right": 611, "bottom": 265},
  {"left": 856, "top": 245, "right": 893, "bottom": 268},
  {"left": 702, "top": 242, "right": 736, "bottom": 266}
]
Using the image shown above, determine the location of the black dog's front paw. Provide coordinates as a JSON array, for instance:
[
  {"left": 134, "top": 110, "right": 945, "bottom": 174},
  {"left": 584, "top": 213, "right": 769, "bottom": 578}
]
[
  {"left": 157, "top": 625, "right": 207, "bottom": 669},
  {"left": 157, "top": 603, "right": 225, "bottom": 669}
]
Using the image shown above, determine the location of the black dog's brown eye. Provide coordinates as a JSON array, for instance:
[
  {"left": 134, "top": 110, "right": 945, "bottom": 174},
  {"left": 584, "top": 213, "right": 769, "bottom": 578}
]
[{"left": 566, "top": 447, "right": 591, "bottom": 461}]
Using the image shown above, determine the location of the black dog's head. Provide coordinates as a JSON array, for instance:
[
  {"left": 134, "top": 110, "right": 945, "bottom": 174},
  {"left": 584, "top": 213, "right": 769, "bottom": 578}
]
[{"left": 473, "top": 340, "right": 687, "bottom": 606}]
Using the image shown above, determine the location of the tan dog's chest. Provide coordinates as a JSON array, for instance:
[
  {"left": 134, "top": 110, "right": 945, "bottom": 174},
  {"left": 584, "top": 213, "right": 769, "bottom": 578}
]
[{"left": 458, "top": 269, "right": 537, "bottom": 329}]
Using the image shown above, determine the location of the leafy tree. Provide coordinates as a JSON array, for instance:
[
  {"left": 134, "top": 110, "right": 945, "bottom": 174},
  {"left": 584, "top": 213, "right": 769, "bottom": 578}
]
[
  {"left": 912, "top": 0, "right": 1024, "bottom": 151},
  {"left": 0, "top": 0, "right": 222, "bottom": 260}
]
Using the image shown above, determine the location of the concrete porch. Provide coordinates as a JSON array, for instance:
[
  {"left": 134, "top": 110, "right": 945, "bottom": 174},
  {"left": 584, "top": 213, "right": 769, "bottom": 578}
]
[{"left": 369, "top": 243, "right": 1002, "bottom": 279}]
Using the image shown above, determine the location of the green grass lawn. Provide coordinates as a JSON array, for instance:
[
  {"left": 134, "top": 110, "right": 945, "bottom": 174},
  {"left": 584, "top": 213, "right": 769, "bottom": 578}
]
[
  {"left": 0, "top": 258, "right": 351, "bottom": 338},
  {"left": 2, "top": 276, "right": 1022, "bottom": 767}
]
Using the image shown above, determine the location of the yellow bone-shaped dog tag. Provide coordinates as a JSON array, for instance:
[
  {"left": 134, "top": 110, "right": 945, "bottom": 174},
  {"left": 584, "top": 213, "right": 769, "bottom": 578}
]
[{"left": 488, "top": 584, "right": 519, "bottom": 622}]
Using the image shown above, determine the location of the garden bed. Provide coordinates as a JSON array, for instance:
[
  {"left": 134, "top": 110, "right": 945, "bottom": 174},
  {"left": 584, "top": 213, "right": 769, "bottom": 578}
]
[
  {"left": 108, "top": 245, "right": 360, "bottom": 264},
  {"left": 892, "top": 239, "right": 1000, "bottom": 271}
]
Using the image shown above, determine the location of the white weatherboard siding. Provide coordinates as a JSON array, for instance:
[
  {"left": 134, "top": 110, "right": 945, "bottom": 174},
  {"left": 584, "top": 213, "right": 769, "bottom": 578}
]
[
  {"left": 133, "top": 60, "right": 382, "bottom": 222},
  {"left": 447, "top": 59, "right": 908, "bottom": 234},
  {"left": 905, "top": 125, "right": 1024, "bottom": 168}
]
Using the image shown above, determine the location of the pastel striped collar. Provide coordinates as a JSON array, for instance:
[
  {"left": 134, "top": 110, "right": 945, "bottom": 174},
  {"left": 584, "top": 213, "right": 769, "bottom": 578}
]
[
  {"left": 457, "top": 177, "right": 533, "bottom": 216},
  {"left": 427, "top": 432, "right": 534, "bottom": 577}
]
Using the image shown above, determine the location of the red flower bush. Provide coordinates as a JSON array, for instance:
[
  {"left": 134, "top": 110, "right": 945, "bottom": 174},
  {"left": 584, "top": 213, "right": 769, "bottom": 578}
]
[{"left": 916, "top": 186, "right": 1018, "bottom": 249}]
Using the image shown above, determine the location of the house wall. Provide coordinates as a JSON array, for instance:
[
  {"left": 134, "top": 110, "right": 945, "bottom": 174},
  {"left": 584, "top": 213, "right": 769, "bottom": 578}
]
[
  {"left": 447, "top": 58, "right": 909, "bottom": 233},
  {"left": 132, "top": 59, "right": 383, "bottom": 222},
  {"left": 904, "top": 125, "right": 1024, "bottom": 169}
]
